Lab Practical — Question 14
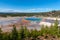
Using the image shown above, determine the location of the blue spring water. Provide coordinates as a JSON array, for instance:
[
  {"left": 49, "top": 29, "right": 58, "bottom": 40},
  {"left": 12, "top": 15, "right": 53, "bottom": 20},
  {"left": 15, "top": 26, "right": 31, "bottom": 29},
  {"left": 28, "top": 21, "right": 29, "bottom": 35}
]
[{"left": 25, "top": 17, "right": 42, "bottom": 22}]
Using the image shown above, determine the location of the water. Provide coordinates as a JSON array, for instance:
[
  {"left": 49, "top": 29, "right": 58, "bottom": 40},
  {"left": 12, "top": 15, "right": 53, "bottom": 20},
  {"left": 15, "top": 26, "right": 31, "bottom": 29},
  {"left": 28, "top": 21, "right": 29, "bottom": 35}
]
[
  {"left": 25, "top": 17, "right": 42, "bottom": 30},
  {"left": 25, "top": 17, "right": 42, "bottom": 25},
  {"left": 25, "top": 17, "right": 42, "bottom": 22}
]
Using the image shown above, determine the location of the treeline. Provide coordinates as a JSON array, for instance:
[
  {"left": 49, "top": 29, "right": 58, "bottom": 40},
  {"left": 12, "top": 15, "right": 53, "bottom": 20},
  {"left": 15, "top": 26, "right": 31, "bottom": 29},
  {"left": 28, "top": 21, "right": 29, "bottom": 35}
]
[
  {"left": 0, "top": 10, "right": 60, "bottom": 17},
  {"left": 0, "top": 13, "right": 47, "bottom": 17},
  {"left": 0, "top": 20, "right": 60, "bottom": 40}
]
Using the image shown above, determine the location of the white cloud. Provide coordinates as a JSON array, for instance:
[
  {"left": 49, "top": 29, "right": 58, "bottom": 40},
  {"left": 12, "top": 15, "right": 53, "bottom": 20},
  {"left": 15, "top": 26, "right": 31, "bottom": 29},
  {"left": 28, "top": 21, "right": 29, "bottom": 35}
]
[
  {"left": 23, "top": 8, "right": 53, "bottom": 12},
  {"left": 0, "top": 8, "right": 22, "bottom": 12},
  {"left": 0, "top": 8, "right": 57, "bottom": 12}
]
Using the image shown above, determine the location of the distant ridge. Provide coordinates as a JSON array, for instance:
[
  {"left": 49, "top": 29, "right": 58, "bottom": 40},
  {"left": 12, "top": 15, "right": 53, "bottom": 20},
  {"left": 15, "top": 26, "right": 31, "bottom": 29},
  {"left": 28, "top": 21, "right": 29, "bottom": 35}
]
[{"left": 0, "top": 10, "right": 60, "bottom": 17}]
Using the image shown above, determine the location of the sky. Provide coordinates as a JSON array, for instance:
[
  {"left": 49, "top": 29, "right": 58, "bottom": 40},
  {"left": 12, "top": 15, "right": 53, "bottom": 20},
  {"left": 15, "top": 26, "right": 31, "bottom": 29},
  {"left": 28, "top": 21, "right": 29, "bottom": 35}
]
[{"left": 0, "top": 0, "right": 60, "bottom": 12}]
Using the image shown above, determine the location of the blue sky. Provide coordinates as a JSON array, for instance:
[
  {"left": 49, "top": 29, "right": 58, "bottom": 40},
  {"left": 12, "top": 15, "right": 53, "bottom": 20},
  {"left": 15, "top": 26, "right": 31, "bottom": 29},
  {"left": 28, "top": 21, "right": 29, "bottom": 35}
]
[{"left": 0, "top": 0, "right": 60, "bottom": 12}]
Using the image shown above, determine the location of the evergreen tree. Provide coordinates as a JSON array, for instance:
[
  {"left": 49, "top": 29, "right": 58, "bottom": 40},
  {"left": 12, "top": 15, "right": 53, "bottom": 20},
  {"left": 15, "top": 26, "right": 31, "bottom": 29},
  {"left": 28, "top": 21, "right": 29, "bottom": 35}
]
[
  {"left": 18, "top": 26, "right": 25, "bottom": 40},
  {"left": 23, "top": 26, "right": 31, "bottom": 40},
  {"left": 40, "top": 26, "right": 45, "bottom": 35},
  {"left": 0, "top": 28, "right": 3, "bottom": 40},
  {"left": 11, "top": 25, "right": 18, "bottom": 40},
  {"left": 31, "top": 29, "right": 38, "bottom": 40},
  {"left": 7, "top": 33, "right": 12, "bottom": 40},
  {"left": 24, "top": 26, "right": 30, "bottom": 38},
  {"left": 3, "top": 33, "right": 9, "bottom": 40},
  {"left": 53, "top": 19, "right": 58, "bottom": 36}
]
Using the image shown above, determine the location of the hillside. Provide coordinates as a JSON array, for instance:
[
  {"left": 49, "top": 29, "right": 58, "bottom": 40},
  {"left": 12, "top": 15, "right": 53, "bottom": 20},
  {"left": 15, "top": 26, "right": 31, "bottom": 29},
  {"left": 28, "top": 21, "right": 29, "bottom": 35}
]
[{"left": 0, "top": 10, "right": 60, "bottom": 17}]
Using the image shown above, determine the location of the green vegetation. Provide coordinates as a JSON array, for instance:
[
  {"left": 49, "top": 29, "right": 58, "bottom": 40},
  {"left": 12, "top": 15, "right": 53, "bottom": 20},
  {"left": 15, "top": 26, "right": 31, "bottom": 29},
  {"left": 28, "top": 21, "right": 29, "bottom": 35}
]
[
  {"left": 0, "top": 20, "right": 60, "bottom": 40},
  {"left": 0, "top": 10, "right": 60, "bottom": 17}
]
